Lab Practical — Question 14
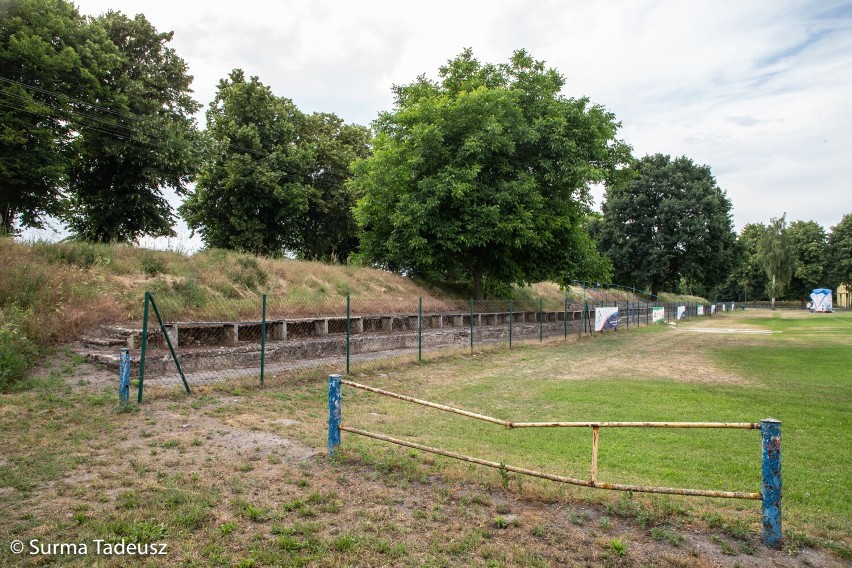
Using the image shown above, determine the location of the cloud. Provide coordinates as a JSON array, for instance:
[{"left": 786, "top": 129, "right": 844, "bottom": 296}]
[{"left": 59, "top": 0, "right": 852, "bottom": 240}]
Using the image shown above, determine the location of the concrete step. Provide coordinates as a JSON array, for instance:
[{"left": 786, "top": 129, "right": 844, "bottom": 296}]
[{"left": 82, "top": 336, "right": 126, "bottom": 348}]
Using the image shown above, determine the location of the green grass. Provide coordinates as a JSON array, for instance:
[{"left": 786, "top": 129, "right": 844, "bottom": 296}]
[{"left": 340, "top": 310, "right": 851, "bottom": 542}]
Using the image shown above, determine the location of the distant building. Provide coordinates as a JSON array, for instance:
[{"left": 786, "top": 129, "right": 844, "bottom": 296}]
[{"left": 838, "top": 284, "right": 850, "bottom": 309}]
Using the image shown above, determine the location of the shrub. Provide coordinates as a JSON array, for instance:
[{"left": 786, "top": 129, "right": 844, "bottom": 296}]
[
  {"left": 0, "top": 307, "right": 39, "bottom": 391},
  {"left": 141, "top": 254, "right": 167, "bottom": 277}
]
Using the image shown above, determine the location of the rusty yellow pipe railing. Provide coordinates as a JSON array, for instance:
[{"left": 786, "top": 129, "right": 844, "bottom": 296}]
[
  {"left": 329, "top": 375, "right": 781, "bottom": 548},
  {"left": 341, "top": 379, "right": 758, "bottom": 430}
]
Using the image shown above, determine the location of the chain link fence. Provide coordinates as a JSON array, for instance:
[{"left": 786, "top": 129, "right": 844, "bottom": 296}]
[{"left": 82, "top": 293, "right": 727, "bottom": 400}]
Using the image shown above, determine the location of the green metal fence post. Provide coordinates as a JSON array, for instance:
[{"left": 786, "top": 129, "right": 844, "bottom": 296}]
[
  {"left": 469, "top": 298, "right": 474, "bottom": 355},
  {"left": 260, "top": 294, "right": 266, "bottom": 386},
  {"left": 418, "top": 296, "right": 422, "bottom": 362},
  {"left": 539, "top": 298, "right": 543, "bottom": 342},
  {"left": 509, "top": 299, "right": 513, "bottom": 349},
  {"left": 346, "top": 295, "right": 351, "bottom": 375},
  {"left": 564, "top": 295, "right": 568, "bottom": 340},
  {"left": 148, "top": 294, "right": 190, "bottom": 394},
  {"left": 137, "top": 292, "right": 150, "bottom": 403}
]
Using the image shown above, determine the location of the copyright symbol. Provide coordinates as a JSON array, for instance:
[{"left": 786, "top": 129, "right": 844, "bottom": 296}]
[{"left": 10, "top": 540, "right": 24, "bottom": 554}]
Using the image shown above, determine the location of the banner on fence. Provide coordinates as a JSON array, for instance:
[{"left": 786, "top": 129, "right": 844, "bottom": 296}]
[
  {"left": 809, "top": 288, "right": 833, "bottom": 313},
  {"left": 595, "top": 307, "right": 619, "bottom": 331},
  {"left": 711, "top": 304, "right": 716, "bottom": 315},
  {"left": 652, "top": 307, "right": 665, "bottom": 323},
  {"left": 677, "top": 306, "right": 686, "bottom": 320},
  {"left": 697, "top": 306, "right": 704, "bottom": 316}
]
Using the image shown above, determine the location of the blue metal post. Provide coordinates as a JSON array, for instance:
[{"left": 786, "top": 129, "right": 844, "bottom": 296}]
[
  {"left": 328, "top": 374, "right": 342, "bottom": 457},
  {"left": 119, "top": 348, "right": 130, "bottom": 404},
  {"left": 761, "top": 418, "right": 782, "bottom": 549}
]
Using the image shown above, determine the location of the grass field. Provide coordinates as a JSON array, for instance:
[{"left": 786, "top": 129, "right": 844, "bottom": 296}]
[
  {"left": 340, "top": 311, "right": 851, "bottom": 542},
  {"left": 0, "top": 309, "right": 848, "bottom": 566}
]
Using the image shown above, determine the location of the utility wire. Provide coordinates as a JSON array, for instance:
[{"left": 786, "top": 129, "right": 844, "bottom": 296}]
[{"left": 0, "top": 96, "right": 358, "bottom": 191}]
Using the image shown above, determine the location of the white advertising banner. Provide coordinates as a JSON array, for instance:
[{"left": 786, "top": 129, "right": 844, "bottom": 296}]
[
  {"left": 810, "top": 289, "right": 833, "bottom": 313},
  {"left": 697, "top": 306, "right": 704, "bottom": 316},
  {"left": 711, "top": 304, "right": 716, "bottom": 315},
  {"left": 677, "top": 306, "right": 686, "bottom": 320},
  {"left": 652, "top": 307, "right": 665, "bottom": 323},
  {"left": 595, "top": 307, "right": 619, "bottom": 331}
]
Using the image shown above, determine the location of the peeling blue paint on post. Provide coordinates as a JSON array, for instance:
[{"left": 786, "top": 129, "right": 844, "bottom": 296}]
[
  {"left": 761, "top": 418, "right": 782, "bottom": 549},
  {"left": 119, "top": 348, "right": 130, "bottom": 403},
  {"left": 328, "top": 374, "right": 342, "bottom": 457}
]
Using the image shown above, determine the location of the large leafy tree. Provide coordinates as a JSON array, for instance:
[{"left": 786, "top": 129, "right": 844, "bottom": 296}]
[
  {"left": 596, "top": 154, "right": 737, "bottom": 297},
  {"left": 786, "top": 220, "right": 828, "bottom": 300},
  {"left": 758, "top": 214, "right": 794, "bottom": 309},
  {"left": 0, "top": 0, "right": 95, "bottom": 233},
  {"left": 828, "top": 213, "right": 852, "bottom": 290},
  {"left": 64, "top": 11, "right": 200, "bottom": 242},
  {"left": 180, "top": 70, "right": 309, "bottom": 254},
  {"left": 352, "top": 49, "right": 625, "bottom": 298},
  {"left": 181, "top": 71, "right": 370, "bottom": 257},
  {"left": 293, "top": 113, "right": 370, "bottom": 262},
  {"left": 717, "top": 223, "right": 768, "bottom": 302}
]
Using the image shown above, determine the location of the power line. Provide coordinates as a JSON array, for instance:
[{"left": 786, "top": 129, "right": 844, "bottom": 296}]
[
  {"left": 0, "top": 97, "right": 360, "bottom": 192},
  {"left": 0, "top": 76, "right": 362, "bottom": 187}
]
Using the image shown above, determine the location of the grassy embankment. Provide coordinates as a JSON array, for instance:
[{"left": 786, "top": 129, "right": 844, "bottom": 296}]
[{"left": 0, "top": 238, "right": 659, "bottom": 391}]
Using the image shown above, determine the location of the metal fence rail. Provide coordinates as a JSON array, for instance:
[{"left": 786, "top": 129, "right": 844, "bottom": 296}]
[{"left": 328, "top": 375, "right": 783, "bottom": 549}]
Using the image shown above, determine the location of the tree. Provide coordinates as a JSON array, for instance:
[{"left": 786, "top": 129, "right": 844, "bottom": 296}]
[
  {"left": 787, "top": 220, "right": 828, "bottom": 300},
  {"left": 828, "top": 213, "right": 852, "bottom": 290},
  {"left": 64, "top": 11, "right": 200, "bottom": 242},
  {"left": 758, "top": 214, "right": 794, "bottom": 309},
  {"left": 351, "top": 49, "right": 626, "bottom": 298},
  {"left": 180, "top": 70, "right": 312, "bottom": 254},
  {"left": 596, "top": 154, "right": 737, "bottom": 297},
  {"left": 0, "top": 0, "right": 95, "bottom": 233},
  {"left": 717, "top": 223, "right": 767, "bottom": 302},
  {"left": 293, "top": 113, "right": 370, "bottom": 262}
]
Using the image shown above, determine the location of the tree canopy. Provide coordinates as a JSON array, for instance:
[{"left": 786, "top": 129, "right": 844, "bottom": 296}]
[
  {"left": 180, "top": 70, "right": 369, "bottom": 258},
  {"left": 596, "top": 154, "right": 736, "bottom": 297},
  {"left": 65, "top": 11, "right": 200, "bottom": 242},
  {"left": 0, "top": 0, "right": 92, "bottom": 232},
  {"left": 0, "top": 0, "right": 199, "bottom": 241},
  {"left": 787, "top": 220, "right": 828, "bottom": 300},
  {"left": 351, "top": 49, "right": 626, "bottom": 298},
  {"left": 757, "top": 213, "right": 794, "bottom": 308},
  {"left": 828, "top": 213, "right": 852, "bottom": 289}
]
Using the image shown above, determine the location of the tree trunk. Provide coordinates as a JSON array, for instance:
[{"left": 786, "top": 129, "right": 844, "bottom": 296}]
[
  {"left": 771, "top": 273, "right": 776, "bottom": 310},
  {"left": 651, "top": 281, "right": 660, "bottom": 299},
  {"left": 473, "top": 267, "right": 483, "bottom": 301}
]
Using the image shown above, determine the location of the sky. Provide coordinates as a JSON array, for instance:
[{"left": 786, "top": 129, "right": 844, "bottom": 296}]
[{"left": 24, "top": 0, "right": 852, "bottom": 251}]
